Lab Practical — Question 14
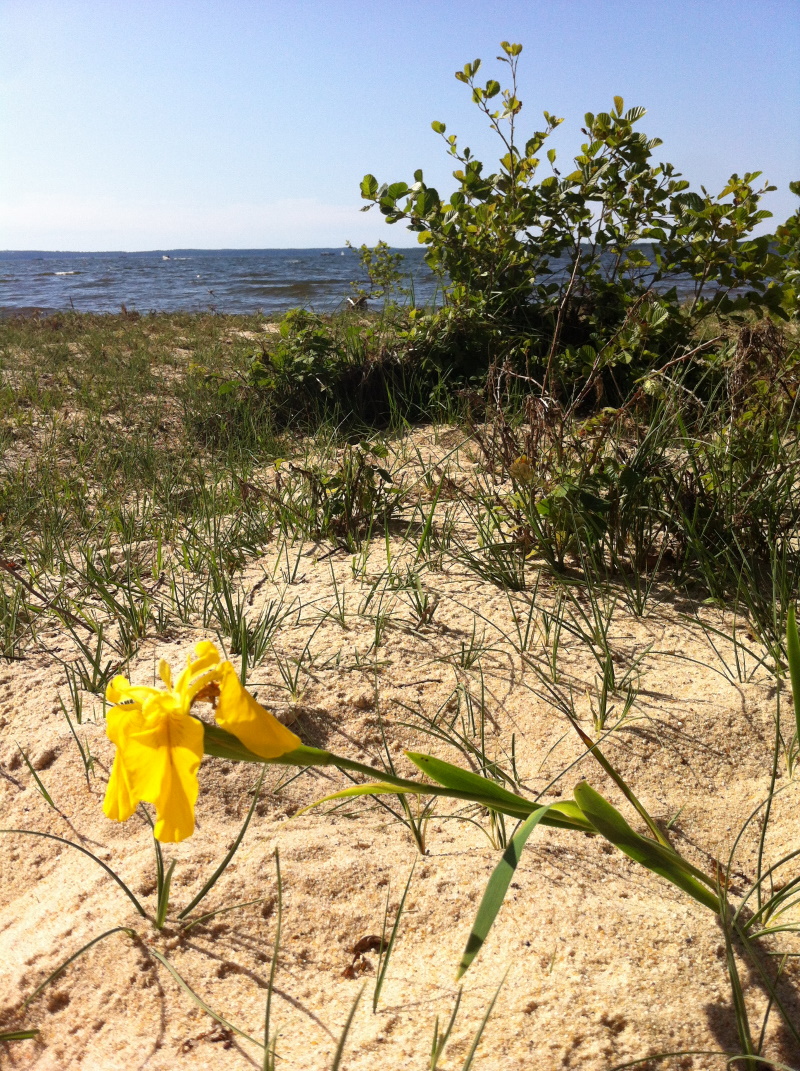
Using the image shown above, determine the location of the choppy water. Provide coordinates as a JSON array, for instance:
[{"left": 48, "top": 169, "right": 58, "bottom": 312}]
[
  {"left": 0, "top": 245, "right": 716, "bottom": 318},
  {"left": 0, "top": 248, "right": 440, "bottom": 316}
]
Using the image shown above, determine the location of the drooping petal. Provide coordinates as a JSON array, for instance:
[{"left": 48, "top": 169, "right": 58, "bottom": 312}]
[
  {"left": 103, "top": 752, "right": 139, "bottom": 822},
  {"left": 151, "top": 713, "right": 205, "bottom": 842},
  {"left": 103, "top": 704, "right": 147, "bottom": 822},
  {"left": 112, "top": 695, "right": 205, "bottom": 842},
  {"left": 215, "top": 662, "right": 301, "bottom": 759}
]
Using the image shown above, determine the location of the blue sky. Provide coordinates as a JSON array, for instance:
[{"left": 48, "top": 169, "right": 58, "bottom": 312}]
[{"left": 1, "top": 0, "right": 798, "bottom": 250}]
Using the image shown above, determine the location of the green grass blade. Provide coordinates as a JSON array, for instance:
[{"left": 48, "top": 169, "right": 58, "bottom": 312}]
[
  {"left": 299, "top": 782, "right": 425, "bottom": 814},
  {"left": 330, "top": 985, "right": 364, "bottom": 1071},
  {"left": 431, "top": 987, "right": 462, "bottom": 1069},
  {"left": 0, "top": 1030, "right": 39, "bottom": 1041},
  {"left": 156, "top": 859, "right": 176, "bottom": 929},
  {"left": 148, "top": 947, "right": 264, "bottom": 1049},
  {"left": 373, "top": 860, "right": 415, "bottom": 1011},
  {"left": 457, "top": 808, "right": 551, "bottom": 979},
  {"left": 564, "top": 717, "right": 670, "bottom": 847},
  {"left": 24, "top": 927, "right": 134, "bottom": 1008},
  {"left": 735, "top": 919, "right": 800, "bottom": 1049},
  {"left": 460, "top": 972, "right": 505, "bottom": 1070},
  {"left": 181, "top": 897, "right": 266, "bottom": 933},
  {"left": 572, "top": 783, "right": 719, "bottom": 912},
  {"left": 786, "top": 605, "right": 800, "bottom": 744},
  {"left": 15, "top": 743, "right": 57, "bottom": 809},
  {"left": 0, "top": 829, "right": 147, "bottom": 918},
  {"left": 178, "top": 768, "right": 266, "bottom": 919},
  {"left": 263, "top": 849, "right": 282, "bottom": 1070},
  {"left": 719, "top": 896, "right": 756, "bottom": 1063}
]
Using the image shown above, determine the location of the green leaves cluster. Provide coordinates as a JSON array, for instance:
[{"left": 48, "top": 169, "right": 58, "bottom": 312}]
[
  {"left": 346, "top": 239, "right": 411, "bottom": 304},
  {"left": 360, "top": 42, "right": 798, "bottom": 387}
]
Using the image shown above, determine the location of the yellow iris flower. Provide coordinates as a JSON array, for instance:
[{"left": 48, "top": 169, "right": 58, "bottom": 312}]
[{"left": 103, "top": 641, "right": 301, "bottom": 842}]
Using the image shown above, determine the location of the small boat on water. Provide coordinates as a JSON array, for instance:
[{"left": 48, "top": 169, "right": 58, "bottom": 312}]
[{"left": 162, "top": 255, "right": 171, "bottom": 261}]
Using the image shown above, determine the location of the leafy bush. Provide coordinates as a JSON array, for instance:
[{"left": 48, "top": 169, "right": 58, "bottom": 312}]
[
  {"left": 345, "top": 240, "right": 412, "bottom": 305},
  {"left": 361, "top": 42, "right": 795, "bottom": 393}
]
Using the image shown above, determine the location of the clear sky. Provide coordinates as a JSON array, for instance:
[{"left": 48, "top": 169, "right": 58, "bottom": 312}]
[{"left": 1, "top": 0, "right": 798, "bottom": 250}]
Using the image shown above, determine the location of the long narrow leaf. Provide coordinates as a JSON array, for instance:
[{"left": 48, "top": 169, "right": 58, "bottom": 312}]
[
  {"left": 563, "top": 717, "right": 670, "bottom": 846},
  {"left": 299, "top": 782, "right": 425, "bottom": 814},
  {"left": 262, "top": 850, "right": 283, "bottom": 1070},
  {"left": 573, "top": 783, "right": 719, "bottom": 912},
  {"left": 786, "top": 605, "right": 800, "bottom": 744},
  {"left": 457, "top": 808, "right": 551, "bottom": 979},
  {"left": 330, "top": 985, "right": 364, "bottom": 1071},
  {"left": 24, "top": 927, "right": 134, "bottom": 1008},
  {"left": 16, "top": 744, "right": 57, "bottom": 809},
  {"left": 181, "top": 897, "right": 266, "bottom": 934},
  {"left": 373, "top": 860, "right": 415, "bottom": 1011},
  {"left": 406, "top": 751, "right": 594, "bottom": 831},
  {"left": 148, "top": 948, "right": 264, "bottom": 1048},
  {"left": 0, "top": 830, "right": 146, "bottom": 917},
  {"left": 460, "top": 972, "right": 506, "bottom": 1070},
  {"left": 0, "top": 1030, "right": 39, "bottom": 1041},
  {"left": 156, "top": 859, "right": 176, "bottom": 929},
  {"left": 178, "top": 768, "right": 265, "bottom": 919}
]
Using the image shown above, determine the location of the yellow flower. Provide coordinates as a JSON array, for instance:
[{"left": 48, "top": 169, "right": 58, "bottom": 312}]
[
  {"left": 103, "top": 641, "right": 301, "bottom": 842},
  {"left": 509, "top": 455, "right": 534, "bottom": 484}
]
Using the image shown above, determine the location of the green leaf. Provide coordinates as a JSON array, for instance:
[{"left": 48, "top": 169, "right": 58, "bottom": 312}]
[
  {"left": 0, "top": 1030, "right": 39, "bottom": 1042},
  {"left": 24, "top": 927, "right": 134, "bottom": 1009},
  {"left": 156, "top": 859, "right": 176, "bottom": 929},
  {"left": 150, "top": 948, "right": 265, "bottom": 1048},
  {"left": 178, "top": 768, "right": 266, "bottom": 919},
  {"left": 457, "top": 807, "right": 551, "bottom": 977},
  {"left": 625, "top": 105, "right": 647, "bottom": 123},
  {"left": 405, "top": 752, "right": 594, "bottom": 831},
  {"left": 360, "top": 174, "right": 378, "bottom": 199},
  {"left": 787, "top": 606, "right": 800, "bottom": 746},
  {"left": 613, "top": 95, "right": 624, "bottom": 115},
  {"left": 298, "top": 782, "right": 421, "bottom": 814},
  {"left": 573, "top": 783, "right": 719, "bottom": 912},
  {"left": 387, "top": 182, "right": 409, "bottom": 200},
  {"left": 406, "top": 752, "right": 535, "bottom": 811},
  {"left": 0, "top": 829, "right": 147, "bottom": 918},
  {"left": 485, "top": 80, "right": 500, "bottom": 99},
  {"left": 431, "top": 121, "right": 446, "bottom": 134}
]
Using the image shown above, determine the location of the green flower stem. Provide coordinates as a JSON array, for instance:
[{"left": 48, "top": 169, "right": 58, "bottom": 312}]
[{"left": 202, "top": 725, "right": 590, "bottom": 831}]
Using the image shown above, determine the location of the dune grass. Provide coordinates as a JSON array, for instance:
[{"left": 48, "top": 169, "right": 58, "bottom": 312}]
[{"left": 1, "top": 310, "right": 799, "bottom": 1068}]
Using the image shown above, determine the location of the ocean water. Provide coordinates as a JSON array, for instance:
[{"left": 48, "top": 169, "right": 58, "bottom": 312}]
[
  {"left": 0, "top": 246, "right": 718, "bottom": 318},
  {"left": 0, "top": 248, "right": 440, "bottom": 317}
]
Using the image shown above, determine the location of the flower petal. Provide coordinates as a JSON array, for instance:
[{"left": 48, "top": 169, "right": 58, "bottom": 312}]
[
  {"left": 103, "top": 752, "right": 139, "bottom": 822},
  {"left": 215, "top": 662, "right": 301, "bottom": 759},
  {"left": 103, "top": 704, "right": 146, "bottom": 822},
  {"left": 112, "top": 696, "right": 205, "bottom": 842},
  {"left": 158, "top": 659, "right": 173, "bottom": 690},
  {"left": 106, "top": 675, "right": 161, "bottom": 708},
  {"left": 106, "top": 675, "right": 132, "bottom": 705},
  {"left": 175, "top": 640, "right": 223, "bottom": 697}
]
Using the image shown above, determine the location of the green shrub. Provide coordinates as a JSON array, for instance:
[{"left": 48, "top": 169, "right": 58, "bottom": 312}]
[{"left": 361, "top": 42, "right": 791, "bottom": 394}]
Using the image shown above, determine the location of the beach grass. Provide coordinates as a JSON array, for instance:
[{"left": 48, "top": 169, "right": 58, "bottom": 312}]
[{"left": 1, "top": 310, "right": 799, "bottom": 1068}]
